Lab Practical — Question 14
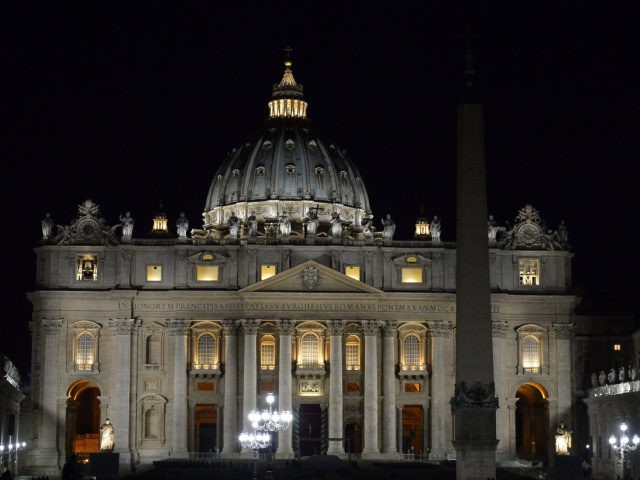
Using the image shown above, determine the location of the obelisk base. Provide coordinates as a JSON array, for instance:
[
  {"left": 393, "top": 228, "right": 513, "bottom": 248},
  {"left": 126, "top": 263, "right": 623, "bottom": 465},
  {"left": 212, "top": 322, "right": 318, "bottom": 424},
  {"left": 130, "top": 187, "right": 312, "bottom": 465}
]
[{"left": 454, "top": 408, "right": 498, "bottom": 480}]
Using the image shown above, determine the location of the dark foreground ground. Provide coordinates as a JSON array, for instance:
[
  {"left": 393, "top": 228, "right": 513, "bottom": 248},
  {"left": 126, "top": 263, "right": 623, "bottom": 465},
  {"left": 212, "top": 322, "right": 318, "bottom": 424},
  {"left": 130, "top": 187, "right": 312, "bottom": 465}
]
[{"left": 117, "top": 456, "right": 549, "bottom": 480}]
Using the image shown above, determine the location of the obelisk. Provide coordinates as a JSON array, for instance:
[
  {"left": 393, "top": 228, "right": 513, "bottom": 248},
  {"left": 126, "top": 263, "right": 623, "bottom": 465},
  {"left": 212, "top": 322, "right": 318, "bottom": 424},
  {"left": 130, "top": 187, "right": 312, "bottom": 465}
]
[{"left": 452, "top": 41, "right": 498, "bottom": 480}]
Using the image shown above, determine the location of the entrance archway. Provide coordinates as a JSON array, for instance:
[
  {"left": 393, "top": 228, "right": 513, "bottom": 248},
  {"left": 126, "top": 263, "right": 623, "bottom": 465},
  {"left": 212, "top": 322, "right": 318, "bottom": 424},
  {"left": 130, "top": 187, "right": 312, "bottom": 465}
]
[
  {"left": 515, "top": 382, "right": 549, "bottom": 465},
  {"left": 66, "top": 380, "right": 101, "bottom": 455}
]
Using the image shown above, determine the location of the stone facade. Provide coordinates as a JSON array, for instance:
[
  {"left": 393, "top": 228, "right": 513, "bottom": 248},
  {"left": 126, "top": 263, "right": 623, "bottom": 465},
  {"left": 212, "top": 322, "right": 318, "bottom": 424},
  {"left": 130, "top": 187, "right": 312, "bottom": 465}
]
[{"left": 22, "top": 58, "right": 579, "bottom": 478}]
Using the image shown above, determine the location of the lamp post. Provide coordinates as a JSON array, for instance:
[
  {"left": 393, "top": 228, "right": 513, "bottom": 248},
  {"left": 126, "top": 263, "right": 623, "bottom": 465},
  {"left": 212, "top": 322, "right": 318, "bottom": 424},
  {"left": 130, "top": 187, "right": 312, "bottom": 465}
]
[
  {"left": 239, "top": 393, "right": 292, "bottom": 480},
  {"left": 609, "top": 422, "right": 640, "bottom": 479},
  {"left": 0, "top": 438, "right": 27, "bottom": 476},
  {"left": 239, "top": 431, "right": 271, "bottom": 480}
]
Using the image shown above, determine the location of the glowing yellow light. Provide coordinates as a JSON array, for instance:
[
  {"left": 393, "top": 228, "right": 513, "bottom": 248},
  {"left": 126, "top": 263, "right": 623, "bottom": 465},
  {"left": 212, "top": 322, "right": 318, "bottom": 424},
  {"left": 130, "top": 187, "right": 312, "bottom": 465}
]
[
  {"left": 260, "top": 265, "right": 276, "bottom": 280},
  {"left": 197, "top": 265, "right": 219, "bottom": 281},
  {"left": 345, "top": 266, "right": 361, "bottom": 281},
  {"left": 146, "top": 265, "right": 162, "bottom": 282},
  {"left": 402, "top": 267, "right": 422, "bottom": 283}
]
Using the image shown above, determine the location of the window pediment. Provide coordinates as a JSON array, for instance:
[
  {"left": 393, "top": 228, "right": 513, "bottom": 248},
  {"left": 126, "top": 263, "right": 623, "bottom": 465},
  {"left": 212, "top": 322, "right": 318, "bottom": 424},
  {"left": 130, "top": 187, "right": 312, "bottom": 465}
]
[{"left": 392, "top": 254, "right": 431, "bottom": 266}]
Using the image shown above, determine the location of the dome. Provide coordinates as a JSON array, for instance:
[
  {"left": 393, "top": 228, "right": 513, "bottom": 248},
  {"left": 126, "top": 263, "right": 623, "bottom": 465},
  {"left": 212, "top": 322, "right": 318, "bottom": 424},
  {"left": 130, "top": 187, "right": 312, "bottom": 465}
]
[{"left": 202, "top": 57, "right": 372, "bottom": 238}]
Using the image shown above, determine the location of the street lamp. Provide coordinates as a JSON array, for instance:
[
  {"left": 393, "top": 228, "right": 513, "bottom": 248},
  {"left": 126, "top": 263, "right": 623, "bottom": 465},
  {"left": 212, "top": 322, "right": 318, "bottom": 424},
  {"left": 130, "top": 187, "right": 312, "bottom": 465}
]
[
  {"left": 609, "top": 422, "right": 639, "bottom": 478},
  {"left": 239, "top": 431, "right": 271, "bottom": 480},
  {"left": 239, "top": 393, "right": 292, "bottom": 480},
  {"left": 0, "top": 439, "right": 27, "bottom": 475}
]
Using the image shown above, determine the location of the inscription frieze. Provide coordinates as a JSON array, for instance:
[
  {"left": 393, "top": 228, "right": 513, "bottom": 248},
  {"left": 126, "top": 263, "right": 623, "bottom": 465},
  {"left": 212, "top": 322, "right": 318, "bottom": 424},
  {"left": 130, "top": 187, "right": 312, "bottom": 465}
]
[{"left": 120, "top": 300, "right": 499, "bottom": 315}]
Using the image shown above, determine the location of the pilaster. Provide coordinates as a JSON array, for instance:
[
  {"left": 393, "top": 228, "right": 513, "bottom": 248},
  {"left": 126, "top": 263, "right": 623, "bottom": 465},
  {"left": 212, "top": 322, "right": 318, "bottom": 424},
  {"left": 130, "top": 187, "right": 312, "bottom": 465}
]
[
  {"left": 276, "top": 319, "right": 294, "bottom": 458},
  {"left": 167, "top": 318, "right": 189, "bottom": 457},
  {"left": 326, "top": 320, "right": 345, "bottom": 456},
  {"left": 362, "top": 320, "right": 380, "bottom": 456}
]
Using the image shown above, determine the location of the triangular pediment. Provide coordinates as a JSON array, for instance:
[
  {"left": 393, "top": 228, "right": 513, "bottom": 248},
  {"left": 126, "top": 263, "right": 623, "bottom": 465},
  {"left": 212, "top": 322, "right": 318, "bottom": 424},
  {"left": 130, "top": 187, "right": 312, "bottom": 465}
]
[{"left": 239, "top": 260, "right": 382, "bottom": 294}]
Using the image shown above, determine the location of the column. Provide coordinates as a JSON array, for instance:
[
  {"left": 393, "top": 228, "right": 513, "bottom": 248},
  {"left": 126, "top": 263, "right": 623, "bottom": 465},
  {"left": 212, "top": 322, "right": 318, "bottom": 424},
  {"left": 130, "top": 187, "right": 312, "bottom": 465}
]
[
  {"left": 553, "top": 323, "right": 574, "bottom": 424},
  {"left": 492, "top": 319, "right": 511, "bottom": 460},
  {"left": 222, "top": 320, "right": 238, "bottom": 455},
  {"left": 167, "top": 318, "right": 189, "bottom": 457},
  {"left": 108, "top": 318, "right": 138, "bottom": 469},
  {"left": 382, "top": 321, "right": 398, "bottom": 455},
  {"left": 277, "top": 319, "right": 294, "bottom": 458},
  {"left": 362, "top": 320, "right": 380, "bottom": 457},
  {"left": 36, "top": 319, "right": 62, "bottom": 469},
  {"left": 327, "top": 320, "right": 345, "bottom": 456},
  {"left": 241, "top": 320, "right": 259, "bottom": 438},
  {"left": 428, "top": 320, "right": 454, "bottom": 460}
]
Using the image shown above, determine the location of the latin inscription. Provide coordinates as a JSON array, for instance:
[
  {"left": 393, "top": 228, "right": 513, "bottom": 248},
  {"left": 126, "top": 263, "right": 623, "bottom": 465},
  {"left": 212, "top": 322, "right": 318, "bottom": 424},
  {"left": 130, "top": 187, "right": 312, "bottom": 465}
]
[{"left": 118, "top": 301, "right": 500, "bottom": 314}]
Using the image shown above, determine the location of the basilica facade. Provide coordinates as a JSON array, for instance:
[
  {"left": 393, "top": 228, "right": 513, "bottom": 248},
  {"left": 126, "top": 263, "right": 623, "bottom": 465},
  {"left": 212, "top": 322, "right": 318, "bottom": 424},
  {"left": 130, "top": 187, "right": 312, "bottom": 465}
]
[{"left": 24, "top": 58, "right": 578, "bottom": 477}]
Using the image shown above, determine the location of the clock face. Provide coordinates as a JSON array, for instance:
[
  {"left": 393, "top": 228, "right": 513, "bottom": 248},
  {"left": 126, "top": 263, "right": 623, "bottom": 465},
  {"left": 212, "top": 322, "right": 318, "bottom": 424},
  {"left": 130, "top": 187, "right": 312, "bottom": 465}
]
[
  {"left": 77, "top": 219, "right": 100, "bottom": 240},
  {"left": 518, "top": 223, "right": 540, "bottom": 245}
]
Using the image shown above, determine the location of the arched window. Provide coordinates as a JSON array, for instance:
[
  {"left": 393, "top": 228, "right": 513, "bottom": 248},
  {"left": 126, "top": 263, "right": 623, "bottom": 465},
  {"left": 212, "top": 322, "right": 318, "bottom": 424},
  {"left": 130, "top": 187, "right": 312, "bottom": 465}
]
[
  {"left": 345, "top": 335, "right": 360, "bottom": 371},
  {"left": 261, "top": 334, "right": 276, "bottom": 370},
  {"left": 76, "top": 332, "right": 95, "bottom": 370},
  {"left": 301, "top": 333, "right": 319, "bottom": 367},
  {"left": 522, "top": 335, "right": 540, "bottom": 373},
  {"left": 146, "top": 334, "right": 161, "bottom": 365},
  {"left": 403, "top": 334, "right": 420, "bottom": 370},
  {"left": 197, "top": 333, "right": 216, "bottom": 368}
]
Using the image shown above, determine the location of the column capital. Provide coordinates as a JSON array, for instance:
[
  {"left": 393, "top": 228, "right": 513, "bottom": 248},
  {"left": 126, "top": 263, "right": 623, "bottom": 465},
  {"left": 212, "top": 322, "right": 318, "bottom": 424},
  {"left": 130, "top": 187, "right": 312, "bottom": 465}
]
[
  {"left": 242, "top": 319, "right": 260, "bottom": 334},
  {"left": 108, "top": 318, "right": 140, "bottom": 335},
  {"left": 327, "top": 320, "right": 344, "bottom": 336},
  {"left": 166, "top": 318, "right": 190, "bottom": 336},
  {"left": 278, "top": 319, "right": 295, "bottom": 335},
  {"left": 382, "top": 320, "right": 398, "bottom": 337},
  {"left": 428, "top": 320, "right": 454, "bottom": 337},
  {"left": 222, "top": 319, "right": 238, "bottom": 335},
  {"left": 553, "top": 322, "right": 574, "bottom": 339},
  {"left": 362, "top": 320, "right": 380, "bottom": 336},
  {"left": 491, "top": 320, "right": 509, "bottom": 338},
  {"left": 41, "top": 318, "right": 63, "bottom": 335}
]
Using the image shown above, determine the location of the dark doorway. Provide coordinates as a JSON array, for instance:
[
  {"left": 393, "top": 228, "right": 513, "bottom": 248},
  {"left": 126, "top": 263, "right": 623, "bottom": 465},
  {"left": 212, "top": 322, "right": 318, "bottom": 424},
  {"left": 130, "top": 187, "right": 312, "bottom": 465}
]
[
  {"left": 516, "top": 383, "right": 549, "bottom": 465},
  {"left": 344, "top": 423, "right": 361, "bottom": 454},
  {"left": 402, "top": 405, "right": 423, "bottom": 455},
  {"left": 298, "top": 404, "right": 321, "bottom": 456},
  {"left": 195, "top": 405, "right": 217, "bottom": 452}
]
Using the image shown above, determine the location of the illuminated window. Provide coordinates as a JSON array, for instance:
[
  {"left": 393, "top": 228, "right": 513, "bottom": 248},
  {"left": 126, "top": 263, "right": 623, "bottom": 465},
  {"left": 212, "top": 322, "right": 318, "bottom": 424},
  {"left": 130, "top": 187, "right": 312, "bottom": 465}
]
[
  {"left": 260, "top": 334, "right": 276, "bottom": 370},
  {"left": 345, "top": 335, "right": 361, "bottom": 371},
  {"left": 406, "top": 256, "right": 418, "bottom": 263},
  {"left": 146, "top": 265, "right": 162, "bottom": 282},
  {"left": 402, "top": 267, "right": 423, "bottom": 283},
  {"left": 300, "top": 333, "right": 319, "bottom": 367},
  {"left": 201, "top": 252, "right": 215, "bottom": 261},
  {"left": 403, "top": 335, "right": 420, "bottom": 369},
  {"left": 519, "top": 258, "right": 540, "bottom": 286},
  {"left": 516, "top": 325, "right": 545, "bottom": 374},
  {"left": 197, "top": 333, "right": 216, "bottom": 369},
  {"left": 197, "top": 265, "right": 219, "bottom": 281},
  {"left": 76, "top": 332, "right": 95, "bottom": 371},
  {"left": 261, "top": 265, "right": 277, "bottom": 280},
  {"left": 77, "top": 255, "right": 98, "bottom": 281},
  {"left": 345, "top": 266, "right": 361, "bottom": 281},
  {"left": 613, "top": 344, "right": 621, "bottom": 351},
  {"left": 522, "top": 335, "right": 540, "bottom": 373},
  {"left": 405, "top": 383, "right": 421, "bottom": 393}
]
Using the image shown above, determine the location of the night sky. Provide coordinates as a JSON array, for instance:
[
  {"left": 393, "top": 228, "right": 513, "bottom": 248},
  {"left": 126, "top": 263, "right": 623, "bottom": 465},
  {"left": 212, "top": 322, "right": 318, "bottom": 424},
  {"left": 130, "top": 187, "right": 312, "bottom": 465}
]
[{"left": 3, "top": 2, "right": 638, "bottom": 373}]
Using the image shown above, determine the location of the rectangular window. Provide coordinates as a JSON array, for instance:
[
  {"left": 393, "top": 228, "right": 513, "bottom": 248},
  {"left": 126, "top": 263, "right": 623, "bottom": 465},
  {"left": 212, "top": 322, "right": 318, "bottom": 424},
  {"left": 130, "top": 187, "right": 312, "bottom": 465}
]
[
  {"left": 519, "top": 258, "right": 540, "bottom": 286},
  {"left": 401, "top": 267, "right": 423, "bottom": 283},
  {"left": 345, "top": 266, "right": 361, "bottom": 281},
  {"left": 76, "top": 255, "right": 98, "bottom": 281},
  {"left": 613, "top": 344, "right": 621, "bottom": 351},
  {"left": 260, "top": 381, "right": 276, "bottom": 393},
  {"left": 261, "top": 343, "right": 276, "bottom": 370},
  {"left": 196, "top": 265, "right": 219, "bottom": 281},
  {"left": 260, "top": 265, "right": 277, "bottom": 280},
  {"left": 405, "top": 383, "right": 421, "bottom": 393},
  {"left": 146, "top": 265, "right": 162, "bottom": 282}
]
